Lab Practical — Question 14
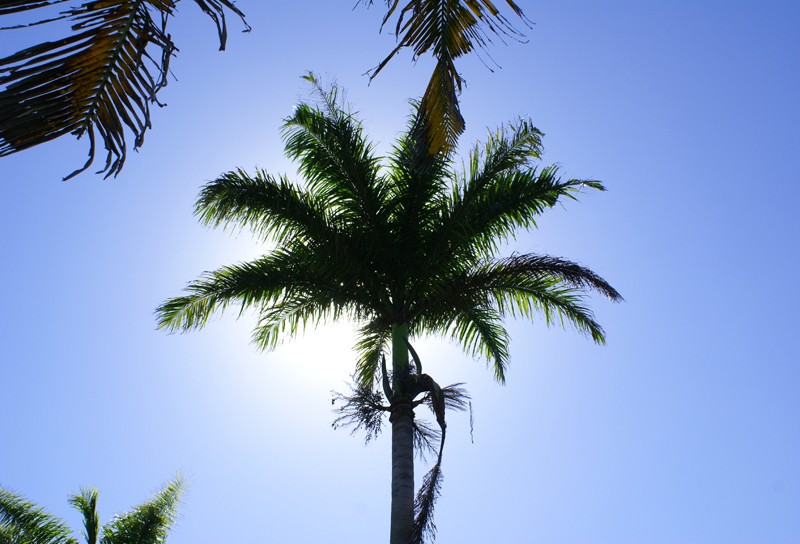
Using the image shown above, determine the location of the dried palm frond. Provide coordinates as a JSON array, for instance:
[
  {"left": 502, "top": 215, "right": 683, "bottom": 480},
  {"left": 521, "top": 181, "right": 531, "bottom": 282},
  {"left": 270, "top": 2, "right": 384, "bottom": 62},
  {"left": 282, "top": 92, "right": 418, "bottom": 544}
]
[
  {"left": 412, "top": 417, "right": 441, "bottom": 460},
  {"left": 331, "top": 383, "right": 389, "bottom": 444}
]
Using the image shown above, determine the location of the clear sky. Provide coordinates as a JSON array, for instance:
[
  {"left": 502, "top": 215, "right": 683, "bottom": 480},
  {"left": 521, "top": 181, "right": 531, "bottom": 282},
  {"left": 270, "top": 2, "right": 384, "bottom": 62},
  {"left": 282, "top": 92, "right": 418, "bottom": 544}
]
[{"left": 1, "top": 1, "right": 799, "bottom": 543}]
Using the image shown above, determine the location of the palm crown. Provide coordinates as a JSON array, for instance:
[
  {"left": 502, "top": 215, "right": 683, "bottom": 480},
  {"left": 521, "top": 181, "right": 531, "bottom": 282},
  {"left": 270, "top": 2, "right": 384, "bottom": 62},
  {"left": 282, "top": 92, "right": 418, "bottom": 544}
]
[{"left": 157, "top": 74, "right": 621, "bottom": 387}]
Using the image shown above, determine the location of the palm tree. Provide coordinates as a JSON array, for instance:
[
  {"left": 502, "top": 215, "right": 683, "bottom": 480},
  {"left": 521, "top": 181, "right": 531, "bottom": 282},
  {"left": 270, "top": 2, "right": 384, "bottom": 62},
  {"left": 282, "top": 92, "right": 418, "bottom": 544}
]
[
  {"left": 0, "top": 1, "right": 529, "bottom": 179},
  {"left": 0, "top": 477, "right": 184, "bottom": 544},
  {"left": 155, "top": 74, "right": 621, "bottom": 544}
]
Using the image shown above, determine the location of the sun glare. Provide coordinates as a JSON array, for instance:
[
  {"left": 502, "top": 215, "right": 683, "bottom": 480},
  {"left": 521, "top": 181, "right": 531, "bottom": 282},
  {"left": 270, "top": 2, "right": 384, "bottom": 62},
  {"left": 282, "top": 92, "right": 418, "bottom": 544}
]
[{"left": 273, "top": 321, "right": 362, "bottom": 387}]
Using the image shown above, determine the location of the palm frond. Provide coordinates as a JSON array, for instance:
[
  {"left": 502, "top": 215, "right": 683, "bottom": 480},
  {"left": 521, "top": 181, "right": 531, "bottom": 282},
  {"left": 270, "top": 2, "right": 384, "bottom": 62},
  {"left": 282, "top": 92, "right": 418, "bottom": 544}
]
[
  {"left": 158, "top": 242, "right": 383, "bottom": 355},
  {"left": 156, "top": 256, "right": 281, "bottom": 333},
  {"left": 434, "top": 382, "right": 471, "bottom": 413},
  {"left": 417, "top": 253, "right": 621, "bottom": 355},
  {"left": 363, "top": 0, "right": 531, "bottom": 154},
  {"left": 0, "top": 488, "right": 75, "bottom": 544},
  {"left": 0, "top": 1, "right": 70, "bottom": 18},
  {"left": 249, "top": 288, "right": 370, "bottom": 352},
  {"left": 191, "top": 0, "right": 248, "bottom": 49},
  {"left": 487, "top": 254, "right": 623, "bottom": 302},
  {"left": 429, "top": 120, "right": 603, "bottom": 266},
  {"left": 99, "top": 477, "right": 183, "bottom": 544},
  {"left": 282, "top": 73, "right": 386, "bottom": 230},
  {"left": 353, "top": 319, "right": 391, "bottom": 388},
  {"left": 412, "top": 418, "right": 441, "bottom": 460},
  {"left": 384, "top": 104, "right": 453, "bottom": 273},
  {"left": 68, "top": 488, "right": 99, "bottom": 544},
  {"left": 475, "top": 253, "right": 621, "bottom": 344},
  {"left": 194, "top": 168, "right": 335, "bottom": 245},
  {"left": 409, "top": 373, "right": 461, "bottom": 544},
  {"left": 415, "top": 300, "right": 511, "bottom": 383},
  {"left": 0, "top": 523, "right": 22, "bottom": 544},
  {"left": 0, "top": 0, "right": 247, "bottom": 179},
  {"left": 411, "top": 461, "right": 442, "bottom": 544},
  {"left": 510, "top": 282, "right": 611, "bottom": 345},
  {"left": 331, "top": 382, "right": 389, "bottom": 444}
]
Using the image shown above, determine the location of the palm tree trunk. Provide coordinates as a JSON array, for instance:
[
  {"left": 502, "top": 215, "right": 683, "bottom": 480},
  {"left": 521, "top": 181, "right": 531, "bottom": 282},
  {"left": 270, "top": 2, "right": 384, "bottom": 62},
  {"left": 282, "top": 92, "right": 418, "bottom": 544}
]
[
  {"left": 389, "top": 323, "right": 414, "bottom": 544},
  {"left": 390, "top": 401, "right": 415, "bottom": 544}
]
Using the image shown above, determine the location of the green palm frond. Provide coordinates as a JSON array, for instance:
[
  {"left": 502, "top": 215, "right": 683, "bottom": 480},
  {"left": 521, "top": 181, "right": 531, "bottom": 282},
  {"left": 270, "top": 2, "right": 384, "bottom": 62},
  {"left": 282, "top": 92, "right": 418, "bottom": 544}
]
[
  {"left": 363, "top": 0, "right": 530, "bottom": 154},
  {"left": 156, "top": 243, "right": 383, "bottom": 348},
  {"left": 68, "top": 488, "right": 99, "bottom": 544},
  {"left": 0, "top": 0, "right": 247, "bottom": 179},
  {"left": 425, "top": 253, "right": 619, "bottom": 350},
  {"left": 156, "top": 249, "right": 307, "bottom": 333},
  {"left": 385, "top": 105, "right": 453, "bottom": 252},
  {"left": 99, "top": 477, "right": 183, "bottom": 544},
  {"left": 0, "top": 523, "right": 21, "bottom": 544},
  {"left": 412, "top": 299, "right": 511, "bottom": 382},
  {"left": 486, "top": 254, "right": 623, "bottom": 303},
  {"left": 471, "top": 254, "right": 620, "bottom": 345},
  {"left": 429, "top": 120, "right": 603, "bottom": 265},
  {"left": 0, "top": 488, "right": 76, "bottom": 544},
  {"left": 354, "top": 320, "right": 391, "bottom": 387},
  {"left": 156, "top": 258, "right": 277, "bottom": 333},
  {"left": 282, "top": 73, "right": 386, "bottom": 230},
  {"left": 195, "top": 168, "right": 335, "bottom": 245},
  {"left": 449, "top": 304, "right": 511, "bottom": 382},
  {"left": 249, "top": 289, "right": 368, "bottom": 352}
]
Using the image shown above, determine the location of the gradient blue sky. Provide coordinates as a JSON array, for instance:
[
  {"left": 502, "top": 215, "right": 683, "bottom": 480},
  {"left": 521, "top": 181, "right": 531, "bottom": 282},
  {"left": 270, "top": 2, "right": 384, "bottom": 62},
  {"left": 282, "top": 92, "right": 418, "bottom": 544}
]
[{"left": 1, "top": 1, "right": 798, "bottom": 543}]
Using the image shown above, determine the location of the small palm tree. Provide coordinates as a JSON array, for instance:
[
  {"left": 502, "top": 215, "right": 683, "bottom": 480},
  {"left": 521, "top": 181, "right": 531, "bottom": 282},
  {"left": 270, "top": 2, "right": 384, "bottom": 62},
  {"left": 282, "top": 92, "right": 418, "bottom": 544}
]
[
  {"left": 156, "top": 74, "right": 621, "bottom": 544},
  {"left": 0, "top": 477, "right": 184, "bottom": 544}
]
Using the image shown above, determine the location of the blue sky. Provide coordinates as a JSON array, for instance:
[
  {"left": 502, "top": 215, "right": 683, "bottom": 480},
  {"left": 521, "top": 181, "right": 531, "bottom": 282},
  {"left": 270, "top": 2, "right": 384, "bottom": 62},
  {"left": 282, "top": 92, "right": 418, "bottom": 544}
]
[{"left": 1, "top": 1, "right": 799, "bottom": 543}]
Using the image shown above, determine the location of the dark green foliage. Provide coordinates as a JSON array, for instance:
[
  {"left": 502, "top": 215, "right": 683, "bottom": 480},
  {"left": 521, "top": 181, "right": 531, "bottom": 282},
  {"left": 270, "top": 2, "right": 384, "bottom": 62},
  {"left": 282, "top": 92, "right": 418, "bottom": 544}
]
[
  {"left": 0, "top": 478, "right": 183, "bottom": 544},
  {"left": 68, "top": 489, "right": 99, "bottom": 544},
  {"left": 0, "top": 488, "right": 75, "bottom": 544}
]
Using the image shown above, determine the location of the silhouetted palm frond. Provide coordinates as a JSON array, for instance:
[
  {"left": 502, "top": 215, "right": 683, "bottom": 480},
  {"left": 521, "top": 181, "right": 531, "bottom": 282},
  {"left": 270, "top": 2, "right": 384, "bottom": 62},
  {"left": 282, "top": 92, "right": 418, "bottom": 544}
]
[
  {"left": 411, "top": 461, "right": 442, "bottom": 544},
  {"left": 363, "top": 0, "right": 531, "bottom": 154},
  {"left": 332, "top": 383, "right": 389, "bottom": 444},
  {"left": 0, "top": 0, "right": 247, "bottom": 179}
]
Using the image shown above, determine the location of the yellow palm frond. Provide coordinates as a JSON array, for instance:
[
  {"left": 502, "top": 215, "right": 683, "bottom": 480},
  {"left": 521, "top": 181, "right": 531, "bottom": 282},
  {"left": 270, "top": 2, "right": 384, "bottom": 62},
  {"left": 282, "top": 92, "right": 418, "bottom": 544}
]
[{"left": 367, "top": 0, "right": 530, "bottom": 154}]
